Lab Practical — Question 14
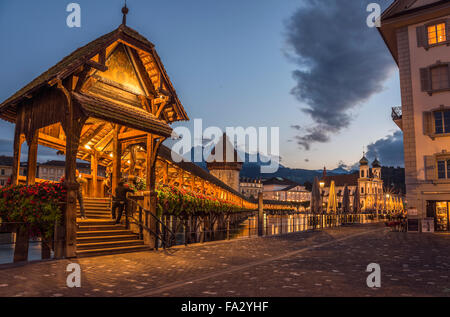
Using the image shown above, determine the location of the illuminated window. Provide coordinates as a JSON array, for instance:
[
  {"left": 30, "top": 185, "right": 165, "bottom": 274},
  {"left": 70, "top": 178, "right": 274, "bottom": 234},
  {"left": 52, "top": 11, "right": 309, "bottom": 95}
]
[{"left": 428, "top": 23, "right": 446, "bottom": 45}]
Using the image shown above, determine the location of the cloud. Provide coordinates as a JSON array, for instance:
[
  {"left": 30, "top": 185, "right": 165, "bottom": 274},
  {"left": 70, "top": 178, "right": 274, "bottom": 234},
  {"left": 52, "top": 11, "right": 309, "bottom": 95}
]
[
  {"left": 285, "top": 0, "right": 395, "bottom": 150},
  {"left": 365, "top": 131, "right": 404, "bottom": 167},
  {"left": 0, "top": 138, "right": 60, "bottom": 163}
]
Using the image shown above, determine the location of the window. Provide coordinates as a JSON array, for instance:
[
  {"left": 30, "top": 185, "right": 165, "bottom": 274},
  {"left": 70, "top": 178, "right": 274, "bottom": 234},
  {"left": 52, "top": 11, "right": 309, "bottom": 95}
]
[
  {"left": 1, "top": 169, "right": 4, "bottom": 176},
  {"left": 428, "top": 23, "right": 446, "bottom": 45},
  {"left": 438, "top": 160, "right": 448, "bottom": 179},
  {"left": 431, "top": 65, "right": 449, "bottom": 90},
  {"left": 433, "top": 110, "right": 450, "bottom": 134}
]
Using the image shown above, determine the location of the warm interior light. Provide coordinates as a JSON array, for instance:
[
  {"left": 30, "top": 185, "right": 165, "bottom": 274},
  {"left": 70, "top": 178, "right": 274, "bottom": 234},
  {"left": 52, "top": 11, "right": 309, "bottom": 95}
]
[
  {"left": 319, "top": 181, "right": 325, "bottom": 188},
  {"left": 84, "top": 144, "right": 91, "bottom": 150},
  {"left": 428, "top": 23, "right": 446, "bottom": 45},
  {"left": 109, "top": 153, "right": 113, "bottom": 158}
]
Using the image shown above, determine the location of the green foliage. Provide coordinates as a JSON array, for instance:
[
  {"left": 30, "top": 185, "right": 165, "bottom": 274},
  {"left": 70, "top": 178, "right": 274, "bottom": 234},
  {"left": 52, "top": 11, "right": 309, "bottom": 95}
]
[{"left": 0, "top": 182, "right": 66, "bottom": 239}]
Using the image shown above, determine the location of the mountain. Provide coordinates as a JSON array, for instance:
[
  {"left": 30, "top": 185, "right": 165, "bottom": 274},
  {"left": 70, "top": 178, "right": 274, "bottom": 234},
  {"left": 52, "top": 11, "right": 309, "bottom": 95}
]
[{"left": 179, "top": 146, "right": 353, "bottom": 185}]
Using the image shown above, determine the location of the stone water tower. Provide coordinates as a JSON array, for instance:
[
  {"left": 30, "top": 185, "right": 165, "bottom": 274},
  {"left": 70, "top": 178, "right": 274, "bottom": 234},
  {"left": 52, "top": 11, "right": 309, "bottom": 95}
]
[{"left": 206, "top": 133, "right": 243, "bottom": 192}]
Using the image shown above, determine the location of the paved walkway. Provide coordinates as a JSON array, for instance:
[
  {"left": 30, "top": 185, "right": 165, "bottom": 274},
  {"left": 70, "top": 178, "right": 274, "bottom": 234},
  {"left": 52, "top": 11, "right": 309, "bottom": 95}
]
[{"left": 0, "top": 223, "right": 449, "bottom": 297}]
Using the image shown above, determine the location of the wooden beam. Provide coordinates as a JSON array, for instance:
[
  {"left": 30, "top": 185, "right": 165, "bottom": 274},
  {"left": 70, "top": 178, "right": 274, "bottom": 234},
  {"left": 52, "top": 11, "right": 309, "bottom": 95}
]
[
  {"left": 86, "top": 60, "right": 108, "bottom": 72},
  {"left": 112, "top": 125, "right": 122, "bottom": 193},
  {"left": 91, "top": 151, "right": 98, "bottom": 198},
  {"left": 57, "top": 79, "right": 86, "bottom": 258},
  {"left": 12, "top": 106, "right": 25, "bottom": 185},
  {"left": 26, "top": 131, "right": 38, "bottom": 185},
  {"left": 118, "top": 130, "right": 147, "bottom": 142},
  {"left": 128, "top": 47, "right": 157, "bottom": 98},
  {"left": 74, "top": 65, "right": 91, "bottom": 92}
]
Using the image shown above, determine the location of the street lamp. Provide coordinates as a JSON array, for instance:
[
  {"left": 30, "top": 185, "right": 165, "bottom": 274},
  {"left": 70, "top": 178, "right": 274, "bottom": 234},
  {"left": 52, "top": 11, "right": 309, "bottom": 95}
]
[{"left": 319, "top": 181, "right": 325, "bottom": 213}]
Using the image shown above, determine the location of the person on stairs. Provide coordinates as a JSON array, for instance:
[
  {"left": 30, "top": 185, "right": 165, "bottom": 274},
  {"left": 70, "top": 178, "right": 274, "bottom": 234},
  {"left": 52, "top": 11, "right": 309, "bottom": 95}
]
[{"left": 112, "top": 180, "right": 134, "bottom": 224}]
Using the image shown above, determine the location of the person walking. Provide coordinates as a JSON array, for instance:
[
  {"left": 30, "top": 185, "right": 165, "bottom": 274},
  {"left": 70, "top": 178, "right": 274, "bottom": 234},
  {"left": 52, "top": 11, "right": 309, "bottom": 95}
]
[{"left": 112, "top": 180, "right": 134, "bottom": 224}]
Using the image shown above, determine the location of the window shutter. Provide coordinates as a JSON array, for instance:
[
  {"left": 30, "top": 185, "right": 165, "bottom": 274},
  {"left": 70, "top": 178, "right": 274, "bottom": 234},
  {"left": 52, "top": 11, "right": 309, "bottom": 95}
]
[
  {"left": 447, "top": 20, "right": 450, "bottom": 42},
  {"left": 416, "top": 25, "right": 427, "bottom": 47},
  {"left": 447, "top": 63, "right": 450, "bottom": 89},
  {"left": 423, "top": 111, "right": 433, "bottom": 135},
  {"left": 420, "top": 67, "right": 431, "bottom": 91},
  {"left": 424, "top": 156, "right": 437, "bottom": 181}
]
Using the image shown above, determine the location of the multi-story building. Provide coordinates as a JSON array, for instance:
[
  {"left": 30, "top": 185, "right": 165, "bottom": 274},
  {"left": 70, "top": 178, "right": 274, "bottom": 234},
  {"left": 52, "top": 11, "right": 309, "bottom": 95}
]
[
  {"left": 380, "top": 0, "right": 450, "bottom": 231},
  {"left": 262, "top": 177, "right": 311, "bottom": 203},
  {"left": 239, "top": 177, "right": 263, "bottom": 199},
  {"left": 0, "top": 156, "right": 26, "bottom": 186},
  {"left": 38, "top": 160, "right": 91, "bottom": 182}
]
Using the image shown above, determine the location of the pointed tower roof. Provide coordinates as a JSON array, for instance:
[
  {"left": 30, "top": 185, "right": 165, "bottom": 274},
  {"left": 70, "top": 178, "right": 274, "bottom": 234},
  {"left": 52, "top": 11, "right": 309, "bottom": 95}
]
[{"left": 206, "top": 133, "right": 243, "bottom": 171}]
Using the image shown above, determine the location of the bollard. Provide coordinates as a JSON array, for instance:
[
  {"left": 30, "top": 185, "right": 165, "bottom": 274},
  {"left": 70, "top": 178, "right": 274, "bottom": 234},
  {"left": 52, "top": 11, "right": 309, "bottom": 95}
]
[{"left": 258, "top": 193, "right": 264, "bottom": 236}]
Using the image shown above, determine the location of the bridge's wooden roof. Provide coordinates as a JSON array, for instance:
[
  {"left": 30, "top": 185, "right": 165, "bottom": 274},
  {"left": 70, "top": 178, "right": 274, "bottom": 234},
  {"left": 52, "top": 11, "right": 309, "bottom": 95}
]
[
  {"left": 0, "top": 24, "right": 189, "bottom": 124},
  {"left": 158, "top": 144, "right": 251, "bottom": 201}
]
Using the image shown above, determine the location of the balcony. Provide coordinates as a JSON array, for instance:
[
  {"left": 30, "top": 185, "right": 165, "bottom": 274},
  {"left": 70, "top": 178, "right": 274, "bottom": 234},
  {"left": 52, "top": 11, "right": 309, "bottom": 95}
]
[{"left": 391, "top": 106, "right": 403, "bottom": 131}]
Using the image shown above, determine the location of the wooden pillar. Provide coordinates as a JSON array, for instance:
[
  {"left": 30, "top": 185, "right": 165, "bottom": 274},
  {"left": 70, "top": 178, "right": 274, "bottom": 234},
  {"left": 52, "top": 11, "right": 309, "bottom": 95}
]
[
  {"left": 143, "top": 134, "right": 165, "bottom": 249},
  {"left": 112, "top": 125, "right": 121, "bottom": 194},
  {"left": 91, "top": 151, "right": 98, "bottom": 197},
  {"left": 26, "top": 131, "right": 38, "bottom": 185},
  {"left": 58, "top": 80, "right": 86, "bottom": 258},
  {"left": 13, "top": 225, "right": 29, "bottom": 263},
  {"left": 130, "top": 145, "right": 136, "bottom": 176},
  {"left": 258, "top": 192, "right": 264, "bottom": 236},
  {"left": 12, "top": 106, "right": 25, "bottom": 185}
]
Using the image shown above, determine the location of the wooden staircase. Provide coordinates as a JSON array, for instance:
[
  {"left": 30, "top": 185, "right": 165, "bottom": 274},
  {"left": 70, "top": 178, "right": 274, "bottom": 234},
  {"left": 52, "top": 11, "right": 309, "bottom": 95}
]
[{"left": 76, "top": 197, "right": 149, "bottom": 257}]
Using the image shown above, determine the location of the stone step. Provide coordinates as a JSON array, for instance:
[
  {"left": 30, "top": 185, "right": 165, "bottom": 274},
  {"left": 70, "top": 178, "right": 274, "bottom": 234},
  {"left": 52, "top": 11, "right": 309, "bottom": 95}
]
[
  {"left": 77, "top": 234, "right": 139, "bottom": 244},
  {"left": 76, "top": 245, "right": 150, "bottom": 258},
  {"left": 76, "top": 229, "right": 133, "bottom": 237},
  {"left": 77, "top": 239, "right": 144, "bottom": 250}
]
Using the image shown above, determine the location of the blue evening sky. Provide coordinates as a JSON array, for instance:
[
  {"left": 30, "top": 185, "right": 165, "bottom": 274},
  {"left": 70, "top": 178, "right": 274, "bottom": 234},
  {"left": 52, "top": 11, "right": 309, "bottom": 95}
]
[{"left": 0, "top": 0, "right": 400, "bottom": 169}]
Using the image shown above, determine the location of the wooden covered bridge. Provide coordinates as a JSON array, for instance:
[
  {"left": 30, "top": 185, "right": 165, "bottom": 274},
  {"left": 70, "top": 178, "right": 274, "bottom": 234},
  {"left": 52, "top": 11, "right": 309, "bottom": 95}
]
[{"left": 0, "top": 8, "right": 298, "bottom": 259}]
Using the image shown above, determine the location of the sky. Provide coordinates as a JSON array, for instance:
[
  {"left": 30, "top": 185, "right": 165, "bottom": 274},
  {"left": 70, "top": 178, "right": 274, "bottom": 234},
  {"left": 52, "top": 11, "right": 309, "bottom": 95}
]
[{"left": 0, "top": 0, "right": 403, "bottom": 170}]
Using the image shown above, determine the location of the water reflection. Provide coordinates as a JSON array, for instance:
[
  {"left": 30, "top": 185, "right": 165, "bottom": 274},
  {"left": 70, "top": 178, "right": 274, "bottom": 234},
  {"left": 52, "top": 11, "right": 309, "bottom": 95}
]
[{"left": 173, "top": 213, "right": 377, "bottom": 246}]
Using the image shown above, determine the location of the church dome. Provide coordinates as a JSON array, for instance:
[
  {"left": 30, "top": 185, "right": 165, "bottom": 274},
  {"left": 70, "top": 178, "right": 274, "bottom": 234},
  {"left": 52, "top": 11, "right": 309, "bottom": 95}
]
[
  {"left": 372, "top": 158, "right": 381, "bottom": 168},
  {"left": 359, "top": 155, "right": 369, "bottom": 166}
]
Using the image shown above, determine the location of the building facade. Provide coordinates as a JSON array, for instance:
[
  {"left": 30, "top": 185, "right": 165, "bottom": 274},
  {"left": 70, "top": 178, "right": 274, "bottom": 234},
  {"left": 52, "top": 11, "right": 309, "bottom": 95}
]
[
  {"left": 239, "top": 177, "right": 263, "bottom": 199},
  {"left": 0, "top": 156, "right": 26, "bottom": 187},
  {"left": 380, "top": 0, "right": 450, "bottom": 231},
  {"left": 38, "top": 160, "right": 91, "bottom": 182},
  {"left": 262, "top": 177, "right": 311, "bottom": 203},
  {"left": 321, "top": 157, "right": 394, "bottom": 212}
]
